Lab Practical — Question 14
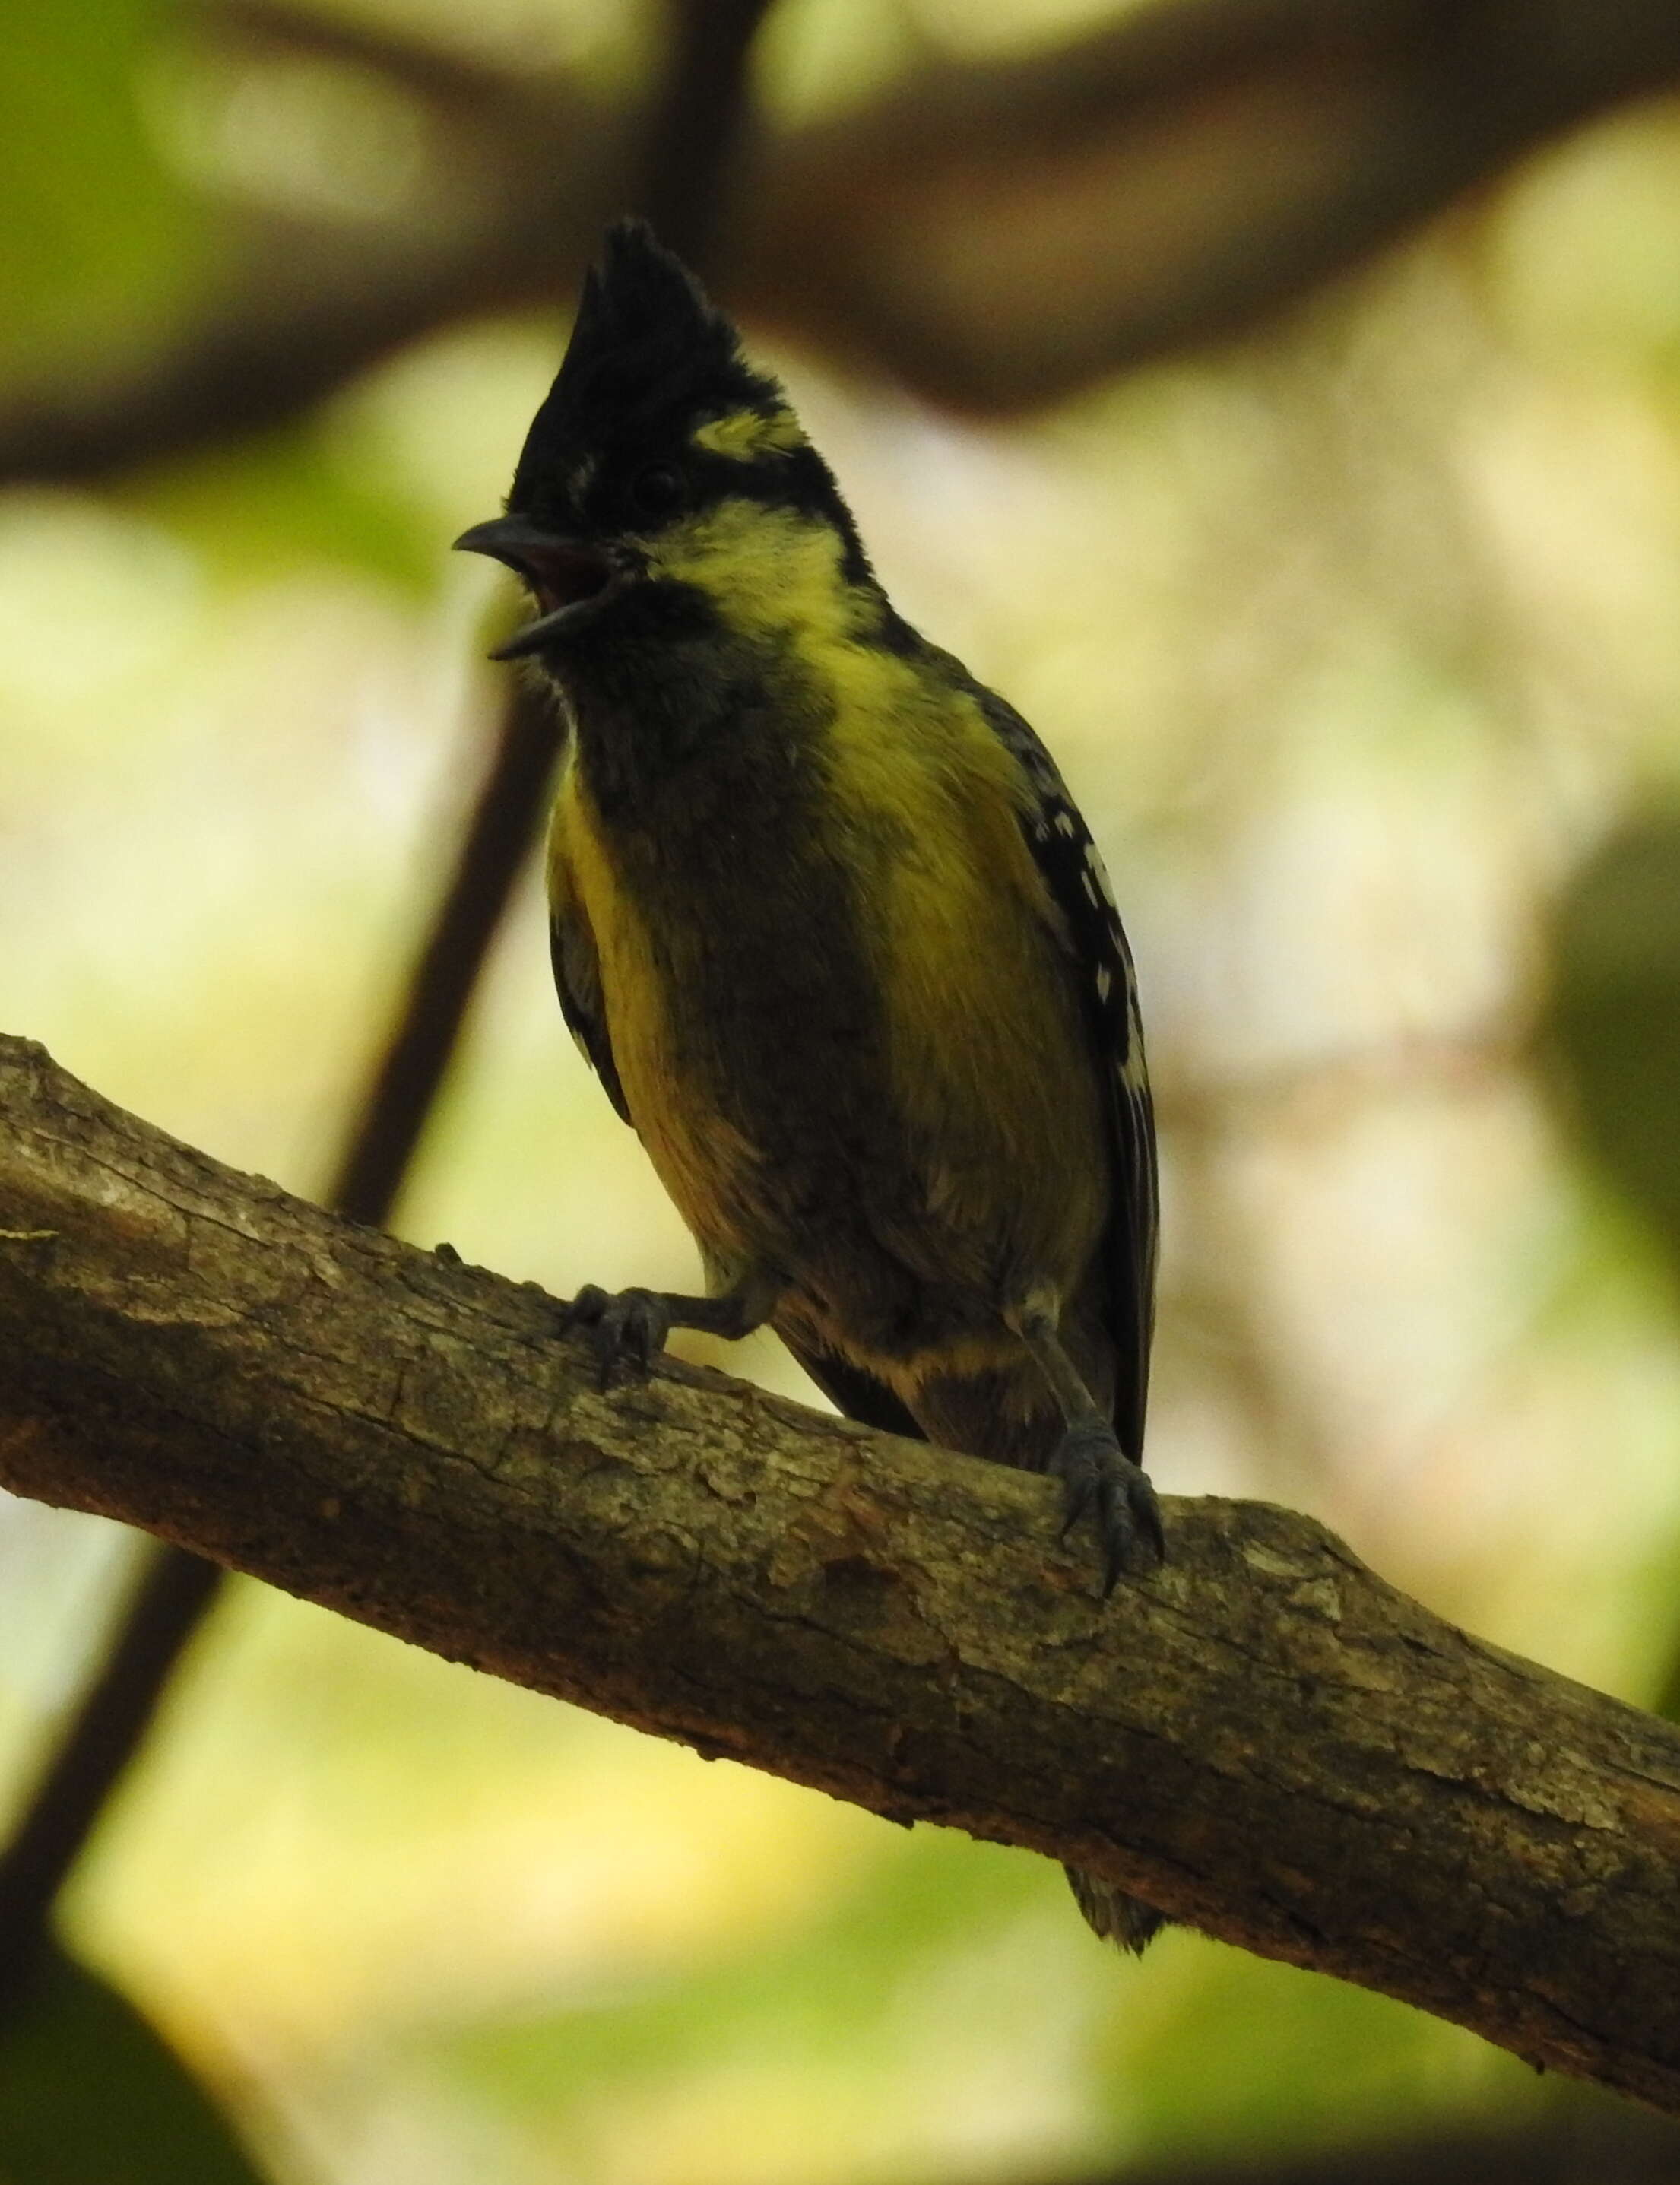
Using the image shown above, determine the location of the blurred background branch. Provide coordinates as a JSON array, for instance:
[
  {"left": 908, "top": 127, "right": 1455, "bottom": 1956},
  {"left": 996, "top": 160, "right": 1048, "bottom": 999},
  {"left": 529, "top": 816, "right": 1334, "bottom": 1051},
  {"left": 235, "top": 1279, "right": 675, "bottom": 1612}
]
[
  {"left": 7, "top": 0, "right": 1680, "bottom": 481},
  {"left": 1000, "top": 2102, "right": 1680, "bottom": 2185}
]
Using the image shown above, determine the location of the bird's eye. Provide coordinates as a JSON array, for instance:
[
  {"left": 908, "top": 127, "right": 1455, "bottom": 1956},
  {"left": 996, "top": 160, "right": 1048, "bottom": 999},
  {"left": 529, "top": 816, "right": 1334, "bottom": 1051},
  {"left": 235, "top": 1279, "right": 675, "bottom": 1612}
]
[{"left": 629, "top": 464, "right": 687, "bottom": 519}]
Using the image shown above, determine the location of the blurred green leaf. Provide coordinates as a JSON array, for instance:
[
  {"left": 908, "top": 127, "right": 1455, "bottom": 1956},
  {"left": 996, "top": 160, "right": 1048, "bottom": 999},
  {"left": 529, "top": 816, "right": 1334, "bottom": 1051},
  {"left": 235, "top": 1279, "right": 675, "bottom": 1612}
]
[
  {"left": 2, "top": 0, "right": 197, "bottom": 373},
  {"left": 0, "top": 1941, "right": 268, "bottom": 2185},
  {"left": 128, "top": 427, "right": 440, "bottom": 595},
  {"left": 1544, "top": 810, "right": 1680, "bottom": 1721},
  {"left": 1098, "top": 1942, "right": 1543, "bottom": 2158},
  {"left": 436, "top": 1825, "right": 1057, "bottom": 2114},
  {"left": 1545, "top": 811, "right": 1680, "bottom": 1280}
]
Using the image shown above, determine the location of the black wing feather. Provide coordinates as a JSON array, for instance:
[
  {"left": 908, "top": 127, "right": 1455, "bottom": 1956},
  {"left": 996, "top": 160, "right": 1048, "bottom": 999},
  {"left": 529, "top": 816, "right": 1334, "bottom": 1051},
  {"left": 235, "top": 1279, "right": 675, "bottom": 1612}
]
[
  {"left": 550, "top": 914, "right": 631, "bottom": 1125},
  {"left": 550, "top": 912, "right": 925, "bottom": 1443},
  {"left": 968, "top": 681, "right": 1159, "bottom": 1464},
  {"left": 781, "top": 1334, "right": 928, "bottom": 1443}
]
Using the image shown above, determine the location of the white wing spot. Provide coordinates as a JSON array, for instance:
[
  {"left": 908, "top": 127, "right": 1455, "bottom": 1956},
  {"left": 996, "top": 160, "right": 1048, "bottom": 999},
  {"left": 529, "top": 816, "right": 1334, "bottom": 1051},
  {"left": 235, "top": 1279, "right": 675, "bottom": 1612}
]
[
  {"left": 1121, "top": 999, "right": 1150, "bottom": 1090},
  {"left": 1095, "top": 963, "right": 1113, "bottom": 1003}
]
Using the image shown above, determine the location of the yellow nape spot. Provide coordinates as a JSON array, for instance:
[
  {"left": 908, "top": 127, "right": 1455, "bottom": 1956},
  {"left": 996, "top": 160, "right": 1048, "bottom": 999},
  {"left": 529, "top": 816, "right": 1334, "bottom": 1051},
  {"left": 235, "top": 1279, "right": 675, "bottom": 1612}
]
[{"left": 692, "top": 407, "right": 806, "bottom": 461}]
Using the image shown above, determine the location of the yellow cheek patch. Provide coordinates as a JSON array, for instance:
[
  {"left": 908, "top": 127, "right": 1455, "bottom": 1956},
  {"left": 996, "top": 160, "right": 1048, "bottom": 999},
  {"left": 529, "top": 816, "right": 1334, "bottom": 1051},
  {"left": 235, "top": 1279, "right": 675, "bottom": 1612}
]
[
  {"left": 649, "top": 503, "right": 860, "bottom": 652},
  {"left": 691, "top": 406, "right": 805, "bottom": 461}
]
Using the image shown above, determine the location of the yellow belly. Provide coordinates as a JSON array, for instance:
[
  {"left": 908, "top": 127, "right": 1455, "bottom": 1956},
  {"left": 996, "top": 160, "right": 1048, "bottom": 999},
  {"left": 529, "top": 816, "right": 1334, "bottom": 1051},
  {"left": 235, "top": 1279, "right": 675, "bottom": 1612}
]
[{"left": 549, "top": 756, "right": 772, "bottom": 1275}]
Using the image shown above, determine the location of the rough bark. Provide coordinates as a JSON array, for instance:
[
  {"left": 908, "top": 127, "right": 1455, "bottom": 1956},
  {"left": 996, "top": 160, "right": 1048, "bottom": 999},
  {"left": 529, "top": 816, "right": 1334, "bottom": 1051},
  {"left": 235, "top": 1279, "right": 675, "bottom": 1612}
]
[{"left": 1, "top": 1033, "right": 1678, "bottom": 2110}]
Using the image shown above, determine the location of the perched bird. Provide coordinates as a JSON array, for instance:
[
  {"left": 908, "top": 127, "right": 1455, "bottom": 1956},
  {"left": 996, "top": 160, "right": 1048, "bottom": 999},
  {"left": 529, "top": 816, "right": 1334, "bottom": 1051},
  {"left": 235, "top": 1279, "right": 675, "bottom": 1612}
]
[{"left": 456, "top": 220, "right": 1165, "bottom": 1951}]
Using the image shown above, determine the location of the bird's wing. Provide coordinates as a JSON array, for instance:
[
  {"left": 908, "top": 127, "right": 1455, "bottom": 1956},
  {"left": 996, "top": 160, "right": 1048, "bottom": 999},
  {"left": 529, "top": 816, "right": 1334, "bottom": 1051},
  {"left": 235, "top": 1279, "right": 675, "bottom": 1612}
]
[
  {"left": 552, "top": 890, "right": 923, "bottom": 1437},
  {"left": 779, "top": 1334, "right": 928, "bottom": 1443},
  {"left": 550, "top": 882, "right": 923, "bottom": 1434},
  {"left": 970, "top": 681, "right": 1159, "bottom": 1463},
  {"left": 549, "top": 901, "right": 632, "bottom": 1126}
]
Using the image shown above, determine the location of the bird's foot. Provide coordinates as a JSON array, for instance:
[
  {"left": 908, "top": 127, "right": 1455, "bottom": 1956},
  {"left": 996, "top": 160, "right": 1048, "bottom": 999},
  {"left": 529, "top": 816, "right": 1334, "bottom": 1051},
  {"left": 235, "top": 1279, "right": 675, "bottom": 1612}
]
[
  {"left": 558, "top": 1283, "right": 673, "bottom": 1389},
  {"left": 1048, "top": 1419, "right": 1164, "bottom": 1595}
]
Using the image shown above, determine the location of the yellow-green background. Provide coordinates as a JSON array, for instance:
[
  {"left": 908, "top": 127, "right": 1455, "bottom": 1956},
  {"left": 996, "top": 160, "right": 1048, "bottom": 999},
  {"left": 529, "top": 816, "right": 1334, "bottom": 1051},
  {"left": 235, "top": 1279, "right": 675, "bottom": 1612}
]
[{"left": 3, "top": 2, "right": 1680, "bottom": 2179}]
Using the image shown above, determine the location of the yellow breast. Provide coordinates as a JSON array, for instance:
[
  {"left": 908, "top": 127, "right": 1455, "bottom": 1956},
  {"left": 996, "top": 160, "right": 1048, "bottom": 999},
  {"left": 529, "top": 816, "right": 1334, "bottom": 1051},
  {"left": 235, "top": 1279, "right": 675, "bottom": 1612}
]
[{"left": 547, "top": 752, "right": 766, "bottom": 1270}]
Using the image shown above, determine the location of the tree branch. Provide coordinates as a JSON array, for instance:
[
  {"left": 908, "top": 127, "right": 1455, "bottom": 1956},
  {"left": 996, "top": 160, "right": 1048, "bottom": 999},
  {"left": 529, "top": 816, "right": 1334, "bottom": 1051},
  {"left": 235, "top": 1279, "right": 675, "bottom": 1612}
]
[
  {"left": 10, "top": 0, "right": 1680, "bottom": 480},
  {"left": 2, "top": 1032, "right": 1678, "bottom": 2110},
  {"left": 9, "top": 0, "right": 1678, "bottom": 487},
  {"left": 753, "top": 0, "right": 1680, "bottom": 408}
]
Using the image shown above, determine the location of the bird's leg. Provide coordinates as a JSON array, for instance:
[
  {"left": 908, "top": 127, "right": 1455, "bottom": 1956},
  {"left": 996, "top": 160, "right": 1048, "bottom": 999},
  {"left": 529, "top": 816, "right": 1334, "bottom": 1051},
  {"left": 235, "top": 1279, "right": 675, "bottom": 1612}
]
[
  {"left": 1006, "top": 1295, "right": 1164, "bottom": 1594},
  {"left": 560, "top": 1267, "right": 781, "bottom": 1389}
]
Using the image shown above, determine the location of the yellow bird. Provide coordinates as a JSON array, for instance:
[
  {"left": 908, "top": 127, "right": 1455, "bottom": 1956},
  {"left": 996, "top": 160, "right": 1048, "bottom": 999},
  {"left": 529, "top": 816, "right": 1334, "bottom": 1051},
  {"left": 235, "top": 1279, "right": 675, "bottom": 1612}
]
[{"left": 457, "top": 221, "right": 1164, "bottom": 1949}]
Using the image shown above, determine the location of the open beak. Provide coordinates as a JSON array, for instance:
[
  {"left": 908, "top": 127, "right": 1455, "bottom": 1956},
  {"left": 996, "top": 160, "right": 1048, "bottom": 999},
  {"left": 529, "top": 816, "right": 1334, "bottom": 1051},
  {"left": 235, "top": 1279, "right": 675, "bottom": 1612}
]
[{"left": 452, "top": 515, "right": 629, "bottom": 658}]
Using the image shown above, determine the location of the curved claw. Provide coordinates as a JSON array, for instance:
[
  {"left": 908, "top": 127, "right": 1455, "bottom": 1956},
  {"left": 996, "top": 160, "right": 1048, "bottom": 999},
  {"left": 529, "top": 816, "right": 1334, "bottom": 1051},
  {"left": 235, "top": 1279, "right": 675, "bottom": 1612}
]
[
  {"left": 1048, "top": 1419, "right": 1165, "bottom": 1595},
  {"left": 558, "top": 1283, "right": 673, "bottom": 1389}
]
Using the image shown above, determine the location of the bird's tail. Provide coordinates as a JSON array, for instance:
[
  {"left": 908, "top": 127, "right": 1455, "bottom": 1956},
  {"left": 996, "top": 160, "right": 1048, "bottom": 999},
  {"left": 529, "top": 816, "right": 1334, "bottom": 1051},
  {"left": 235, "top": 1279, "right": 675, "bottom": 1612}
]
[{"left": 1063, "top": 1865, "right": 1165, "bottom": 1955}]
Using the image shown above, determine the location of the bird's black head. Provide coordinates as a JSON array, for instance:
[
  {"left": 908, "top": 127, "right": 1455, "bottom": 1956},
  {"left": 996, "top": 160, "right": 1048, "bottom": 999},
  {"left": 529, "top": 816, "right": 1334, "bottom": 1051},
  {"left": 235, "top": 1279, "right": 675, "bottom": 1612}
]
[{"left": 455, "top": 220, "right": 867, "bottom": 661}]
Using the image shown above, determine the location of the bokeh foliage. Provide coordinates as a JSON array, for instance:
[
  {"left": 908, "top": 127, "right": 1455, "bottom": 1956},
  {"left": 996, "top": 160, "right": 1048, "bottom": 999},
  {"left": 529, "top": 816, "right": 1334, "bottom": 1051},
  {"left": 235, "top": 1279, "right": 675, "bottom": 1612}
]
[
  {"left": 1548, "top": 813, "right": 1680, "bottom": 1289},
  {"left": 3, "top": 3, "right": 1680, "bottom": 2183},
  {"left": 3, "top": 0, "right": 197, "bottom": 375},
  {"left": 0, "top": 1944, "right": 264, "bottom": 2185}
]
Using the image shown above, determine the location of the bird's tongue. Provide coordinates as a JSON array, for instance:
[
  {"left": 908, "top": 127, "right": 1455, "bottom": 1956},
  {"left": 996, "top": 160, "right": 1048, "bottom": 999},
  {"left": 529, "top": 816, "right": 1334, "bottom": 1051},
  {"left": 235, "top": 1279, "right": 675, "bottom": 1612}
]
[{"left": 526, "top": 543, "right": 613, "bottom": 611}]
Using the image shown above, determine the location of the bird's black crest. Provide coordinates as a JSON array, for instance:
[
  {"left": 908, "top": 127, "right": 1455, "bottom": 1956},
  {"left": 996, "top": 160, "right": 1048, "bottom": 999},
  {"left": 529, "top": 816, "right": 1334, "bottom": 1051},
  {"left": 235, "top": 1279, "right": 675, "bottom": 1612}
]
[{"left": 509, "top": 220, "right": 780, "bottom": 514}]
